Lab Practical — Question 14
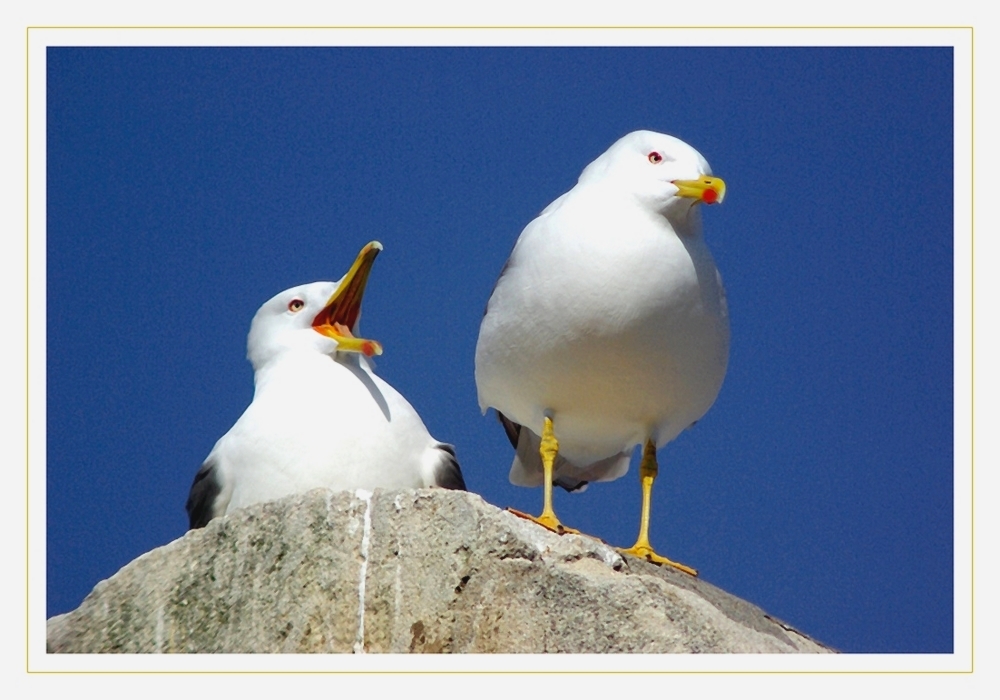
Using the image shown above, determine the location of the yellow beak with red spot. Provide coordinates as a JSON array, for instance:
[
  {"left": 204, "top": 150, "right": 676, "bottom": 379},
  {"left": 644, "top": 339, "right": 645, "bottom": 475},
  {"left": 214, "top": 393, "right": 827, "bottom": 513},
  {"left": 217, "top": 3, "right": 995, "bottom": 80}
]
[
  {"left": 672, "top": 176, "right": 726, "bottom": 205},
  {"left": 311, "top": 241, "right": 384, "bottom": 358}
]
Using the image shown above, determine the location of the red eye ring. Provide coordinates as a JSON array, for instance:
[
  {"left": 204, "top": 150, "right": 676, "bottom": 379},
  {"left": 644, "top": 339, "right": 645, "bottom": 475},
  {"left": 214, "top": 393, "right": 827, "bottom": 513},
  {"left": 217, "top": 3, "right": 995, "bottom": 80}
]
[
  {"left": 648, "top": 152, "right": 663, "bottom": 164},
  {"left": 288, "top": 299, "right": 305, "bottom": 312}
]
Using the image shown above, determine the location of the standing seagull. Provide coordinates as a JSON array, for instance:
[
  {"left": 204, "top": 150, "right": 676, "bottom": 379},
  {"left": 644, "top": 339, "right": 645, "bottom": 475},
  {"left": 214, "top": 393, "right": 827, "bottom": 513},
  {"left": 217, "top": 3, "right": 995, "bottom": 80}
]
[
  {"left": 475, "top": 131, "right": 728, "bottom": 575},
  {"left": 186, "top": 241, "right": 465, "bottom": 529}
]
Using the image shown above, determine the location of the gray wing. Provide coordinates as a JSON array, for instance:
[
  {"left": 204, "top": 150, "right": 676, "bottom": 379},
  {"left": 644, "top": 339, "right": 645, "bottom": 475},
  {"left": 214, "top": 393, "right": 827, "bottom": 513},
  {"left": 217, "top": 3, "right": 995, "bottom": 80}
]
[
  {"left": 185, "top": 456, "right": 223, "bottom": 529},
  {"left": 482, "top": 244, "right": 518, "bottom": 318}
]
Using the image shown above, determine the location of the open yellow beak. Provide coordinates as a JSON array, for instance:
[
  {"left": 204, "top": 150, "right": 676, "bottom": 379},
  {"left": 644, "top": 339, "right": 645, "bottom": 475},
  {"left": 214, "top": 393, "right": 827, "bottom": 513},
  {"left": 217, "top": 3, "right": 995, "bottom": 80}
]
[
  {"left": 311, "top": 241, "right": 384, "bottom": 358},
  {"left": 672, "top": 176, "right": 726, "bottom": 205}
]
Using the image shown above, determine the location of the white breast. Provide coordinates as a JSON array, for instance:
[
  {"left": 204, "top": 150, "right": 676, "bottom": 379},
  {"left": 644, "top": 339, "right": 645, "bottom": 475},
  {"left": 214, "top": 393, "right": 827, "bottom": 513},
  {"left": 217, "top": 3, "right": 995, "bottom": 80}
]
[
  {"left": 475, "top": 188, "right": 729, "bottom": 465},
  {"left": 214, "top": 352, "right": 439, "bottom": 513}
]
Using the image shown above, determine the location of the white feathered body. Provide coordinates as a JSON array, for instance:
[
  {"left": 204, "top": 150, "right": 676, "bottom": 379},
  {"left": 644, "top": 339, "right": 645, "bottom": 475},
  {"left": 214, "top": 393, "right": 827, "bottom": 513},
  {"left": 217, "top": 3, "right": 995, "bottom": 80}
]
[
  {"left": 476, "top": 171, "right": 729, "bottom": 483},
  {"left": 209, "top": 349, "right": 448, "bottom": 516}
]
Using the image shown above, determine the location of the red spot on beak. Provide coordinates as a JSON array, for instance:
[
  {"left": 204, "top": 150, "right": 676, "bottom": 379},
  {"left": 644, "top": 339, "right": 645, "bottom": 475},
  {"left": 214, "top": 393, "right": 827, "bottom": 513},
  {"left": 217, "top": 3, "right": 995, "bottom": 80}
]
[
  {"left": 361, "top": 341, "right": 377, "bottom": 357},
  {"left": 702, "top": 188, "right": 718, "bottom": 204}
]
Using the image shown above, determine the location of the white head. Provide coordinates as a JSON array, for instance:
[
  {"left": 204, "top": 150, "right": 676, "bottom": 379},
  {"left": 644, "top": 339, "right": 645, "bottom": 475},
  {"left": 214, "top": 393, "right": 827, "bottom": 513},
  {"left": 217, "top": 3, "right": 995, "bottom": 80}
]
[
  {"left": 578, "top": 130, "right": 726, "bottom": 215},
  {"left": 246, "top": 242, "right": 383, "bottom": 372}
]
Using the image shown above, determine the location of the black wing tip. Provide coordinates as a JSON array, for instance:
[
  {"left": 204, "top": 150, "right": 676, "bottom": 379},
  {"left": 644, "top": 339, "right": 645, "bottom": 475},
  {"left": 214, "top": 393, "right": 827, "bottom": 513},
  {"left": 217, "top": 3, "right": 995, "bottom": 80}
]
[
  {"left": 437, "top": 442, "right": 456, "bottom": 458},
  {"left": 555, "top": 477, "right": 589, "bottom": 493},
  {"left": 185, "top": 459, "right": 221, "bottom": 530},
  {"left": 434, "top": 443, "right": 467, "bottom": 491},
  {"left": 496, "top": 411, "right": 521, "bottom": 450}
]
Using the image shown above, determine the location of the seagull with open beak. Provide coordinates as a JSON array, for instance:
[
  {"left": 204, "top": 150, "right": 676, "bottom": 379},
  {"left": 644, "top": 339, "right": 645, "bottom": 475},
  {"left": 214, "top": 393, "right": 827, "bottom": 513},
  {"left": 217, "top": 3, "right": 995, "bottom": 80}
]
[{"left": 186, "top": 241, "right": 465, "bottom": 529}]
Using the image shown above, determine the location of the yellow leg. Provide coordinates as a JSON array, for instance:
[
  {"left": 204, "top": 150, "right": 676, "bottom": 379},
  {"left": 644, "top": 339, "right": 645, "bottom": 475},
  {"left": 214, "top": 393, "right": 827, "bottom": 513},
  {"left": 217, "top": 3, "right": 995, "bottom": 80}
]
[
  {"left": 507, "top": 416, "right": 580, "bottom": 535},
  {"left": 619, "top": 440, "right": 697, "bottom": 576}
]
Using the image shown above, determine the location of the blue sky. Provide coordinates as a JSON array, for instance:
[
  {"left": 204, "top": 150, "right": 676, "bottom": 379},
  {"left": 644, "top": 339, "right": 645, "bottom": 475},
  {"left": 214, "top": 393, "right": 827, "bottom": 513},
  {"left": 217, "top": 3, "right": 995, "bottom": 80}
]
[{"left": 44, "top": 44, "right": 957, "bottom": 654}]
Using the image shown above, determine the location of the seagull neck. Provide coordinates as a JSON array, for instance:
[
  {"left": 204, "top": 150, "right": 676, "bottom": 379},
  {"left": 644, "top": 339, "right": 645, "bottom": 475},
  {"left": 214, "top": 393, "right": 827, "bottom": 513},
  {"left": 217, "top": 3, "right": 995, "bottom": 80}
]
[
  {"left": 252, "top": 348, "right": 340, "bottom": 392},
  {"left": 663, "top": 201, "right": 703, "bottom": 238}
]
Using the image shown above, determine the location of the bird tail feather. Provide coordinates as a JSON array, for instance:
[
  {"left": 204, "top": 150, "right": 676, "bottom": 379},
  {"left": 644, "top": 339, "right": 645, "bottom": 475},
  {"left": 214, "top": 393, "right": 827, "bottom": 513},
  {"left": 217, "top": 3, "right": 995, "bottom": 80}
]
[{"left": 507, "top": 421, "right": 631, "bottom": 493}]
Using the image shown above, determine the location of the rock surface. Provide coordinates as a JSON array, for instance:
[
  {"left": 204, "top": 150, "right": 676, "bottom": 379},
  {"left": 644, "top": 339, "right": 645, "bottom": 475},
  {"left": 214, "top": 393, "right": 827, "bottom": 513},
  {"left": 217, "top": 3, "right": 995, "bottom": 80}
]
[{"left": 47, "top": 489, "right": 833, "bottom": 653}]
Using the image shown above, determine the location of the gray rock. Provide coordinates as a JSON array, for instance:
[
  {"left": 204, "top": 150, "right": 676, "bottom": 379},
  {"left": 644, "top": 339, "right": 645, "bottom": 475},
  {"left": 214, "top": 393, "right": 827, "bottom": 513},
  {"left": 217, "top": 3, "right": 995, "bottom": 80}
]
[{"left": 47, "top": 489, "right": 834, "bottom": 653}]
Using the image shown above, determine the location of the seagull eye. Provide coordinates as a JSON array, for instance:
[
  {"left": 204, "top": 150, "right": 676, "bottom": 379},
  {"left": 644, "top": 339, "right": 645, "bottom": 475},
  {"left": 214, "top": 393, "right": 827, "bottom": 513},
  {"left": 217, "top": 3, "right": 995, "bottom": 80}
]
[
  {"left": 288, "top": 299, "right": 305, "bottom": 312},
  {"left": 648, "top": 151, "right": 663, "bottom": 164}
]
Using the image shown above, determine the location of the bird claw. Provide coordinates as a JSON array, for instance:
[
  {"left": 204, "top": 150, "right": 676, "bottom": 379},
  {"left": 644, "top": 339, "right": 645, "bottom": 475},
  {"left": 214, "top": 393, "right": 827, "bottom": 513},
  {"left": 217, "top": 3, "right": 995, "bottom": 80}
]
[
  {"left": 619, "top": 544, "right": 698, "bottom": 576},
  {"left": 507, "top": 507, "right": 580, "bottom": 535}
]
